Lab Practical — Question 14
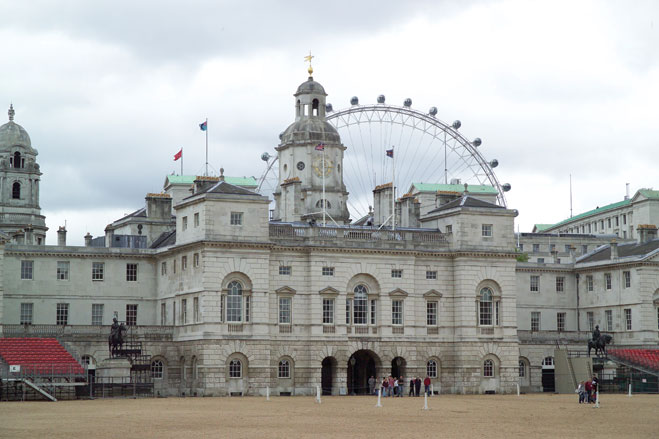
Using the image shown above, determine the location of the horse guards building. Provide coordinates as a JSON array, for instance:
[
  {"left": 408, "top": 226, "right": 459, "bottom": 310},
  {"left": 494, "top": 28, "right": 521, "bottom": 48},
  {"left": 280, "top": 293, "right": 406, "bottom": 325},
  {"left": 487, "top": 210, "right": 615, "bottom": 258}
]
[{"left": 0, "top": 71, "right": 658, "bottom": 397}]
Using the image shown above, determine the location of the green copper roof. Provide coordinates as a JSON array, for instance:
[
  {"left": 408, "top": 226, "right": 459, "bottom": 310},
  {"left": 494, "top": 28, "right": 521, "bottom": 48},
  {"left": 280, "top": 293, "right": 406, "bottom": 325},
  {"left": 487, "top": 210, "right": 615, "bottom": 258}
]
[
  {"left": 166, "top": 175, "right": 258, "bottom": 187},
  {"left": 638, "top": 188, "right": 659, "bottom": 200},
  {"left": 411, "top": 183, "right": 498, "bottom": 194},
  {"left": 546, "top": 199, "right": 632, "bottom": 230},
  {"left": 533, "top": 224, "right": 554, "bottom": 232}
]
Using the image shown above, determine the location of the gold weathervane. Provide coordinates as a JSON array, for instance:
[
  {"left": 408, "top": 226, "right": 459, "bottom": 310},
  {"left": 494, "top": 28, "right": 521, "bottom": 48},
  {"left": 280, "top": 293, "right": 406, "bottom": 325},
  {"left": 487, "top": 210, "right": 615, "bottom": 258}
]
[{"left": 304, "top": 51, "right": 314, "bottom": 76}]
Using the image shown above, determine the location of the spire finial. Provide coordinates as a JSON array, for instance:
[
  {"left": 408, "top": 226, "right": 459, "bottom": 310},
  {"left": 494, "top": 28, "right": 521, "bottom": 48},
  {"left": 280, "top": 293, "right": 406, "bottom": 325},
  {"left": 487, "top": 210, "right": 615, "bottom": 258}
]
[
  {"left": 304, "top": 50, "right": 314, "bottom": 77},
  {"left": 8, "top": 104, "right": 14, "bottom": 122}
]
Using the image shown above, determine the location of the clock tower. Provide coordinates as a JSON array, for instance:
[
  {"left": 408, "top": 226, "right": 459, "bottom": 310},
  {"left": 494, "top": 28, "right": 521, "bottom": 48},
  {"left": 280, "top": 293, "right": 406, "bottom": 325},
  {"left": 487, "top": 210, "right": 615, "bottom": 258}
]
[{"left": 273, "top": 67, "right": 349, "bottom": 224}]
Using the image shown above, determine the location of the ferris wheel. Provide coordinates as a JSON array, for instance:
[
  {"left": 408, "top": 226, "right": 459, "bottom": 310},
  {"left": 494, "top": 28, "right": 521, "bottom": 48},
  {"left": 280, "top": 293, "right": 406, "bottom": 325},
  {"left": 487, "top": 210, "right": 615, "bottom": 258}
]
[{"left": 258, "top": 95, "right": 510, "bottom": 221}]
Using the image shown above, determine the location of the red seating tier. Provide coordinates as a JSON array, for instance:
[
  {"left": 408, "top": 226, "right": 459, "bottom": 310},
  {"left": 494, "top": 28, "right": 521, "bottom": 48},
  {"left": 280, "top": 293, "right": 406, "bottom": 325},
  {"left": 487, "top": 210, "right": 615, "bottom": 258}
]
[{"left": 0, "top": 337, "right": 84, "bottom": 375}]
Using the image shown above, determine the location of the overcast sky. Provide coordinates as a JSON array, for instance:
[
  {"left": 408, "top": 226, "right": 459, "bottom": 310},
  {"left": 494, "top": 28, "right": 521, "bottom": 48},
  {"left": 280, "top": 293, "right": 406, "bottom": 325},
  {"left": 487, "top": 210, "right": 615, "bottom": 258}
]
[{"left": 2, "top": 0, "right": 658, "bottom": 245}]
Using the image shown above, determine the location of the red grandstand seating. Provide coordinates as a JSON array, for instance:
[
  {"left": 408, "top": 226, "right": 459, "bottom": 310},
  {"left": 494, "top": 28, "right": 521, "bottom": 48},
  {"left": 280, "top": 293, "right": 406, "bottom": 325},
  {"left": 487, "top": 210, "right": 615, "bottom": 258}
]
[
  {"left": 0, "top": 337, "right": 84, "bottom": 375},
  {"left": 608, "top": 348, "right": 659, "bottom": 372}
]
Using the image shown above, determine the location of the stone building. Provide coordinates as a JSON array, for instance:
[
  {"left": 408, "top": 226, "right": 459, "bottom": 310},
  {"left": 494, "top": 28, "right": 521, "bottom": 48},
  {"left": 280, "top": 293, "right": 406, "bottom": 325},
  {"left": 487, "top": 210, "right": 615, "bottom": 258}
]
[{"left": 0, "top": 74, "right": 657, "bottom": 397}]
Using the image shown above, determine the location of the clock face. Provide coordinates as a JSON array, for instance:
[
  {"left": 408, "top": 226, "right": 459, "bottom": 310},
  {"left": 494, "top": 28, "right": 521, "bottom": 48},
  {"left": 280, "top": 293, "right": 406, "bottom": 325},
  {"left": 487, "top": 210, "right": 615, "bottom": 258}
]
[
  {"left": 312, "top": 157, "right": 333, "bottom": 177},
  {"left": 296, "top": 161, "right": 305, "bottom": 171}
]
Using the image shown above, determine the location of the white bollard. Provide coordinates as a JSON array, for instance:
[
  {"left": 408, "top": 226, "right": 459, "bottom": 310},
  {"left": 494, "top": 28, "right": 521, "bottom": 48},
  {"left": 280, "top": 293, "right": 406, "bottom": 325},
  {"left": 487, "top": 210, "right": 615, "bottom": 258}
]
[
  {"left": 316, "top": 385, "right": 321, "bottom": 404},
  {"left": 516, "top": 383, "right": 520, "bottom": 396},
  {"left": 375, "top": 388, "right": 382, "bottom": 407},
  {"left": 430, "top": 384, "right": 434, "bottom": 397},
  {"left": 266, "top": 386, "right": 270, "bottom": 401},
  {"left": 628, "top": 383, "right": 632, "bottom": 397},
  {"left": 422, "top": 392, "right": 429, "bottom": 410},
  {"left": 594, "top": 391, "right": 600, "bottom": 408}
]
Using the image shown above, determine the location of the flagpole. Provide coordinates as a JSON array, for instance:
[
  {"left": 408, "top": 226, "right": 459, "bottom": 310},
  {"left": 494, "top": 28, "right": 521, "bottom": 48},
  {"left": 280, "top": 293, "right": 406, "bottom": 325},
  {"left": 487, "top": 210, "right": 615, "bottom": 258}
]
[
  {"left": 205, "top": 118, "right": 208, "bottom": 176},
  {"left": 181, "top": 147, "right": 183, "bottom": 175},
  {"left": 391, "top": 146, "right": 395, "bottom": 231},
  {"left": 322, "top": 147, "right": 326, "bottom": 226}
]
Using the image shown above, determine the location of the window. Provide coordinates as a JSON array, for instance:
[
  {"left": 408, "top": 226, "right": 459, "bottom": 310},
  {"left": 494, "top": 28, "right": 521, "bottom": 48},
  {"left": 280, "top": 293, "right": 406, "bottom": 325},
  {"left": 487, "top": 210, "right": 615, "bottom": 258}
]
[
  {"left": 427, "top": 360, "right": 438, "bottom": 378},
  {"left": 278, "top": 360, "right": 290, "bottom": 378},
  {"left": 279, "top": 266, "right": 291, "bottom": 275},
  {"left": 193, "top": 297, "right": 199, "bottom": 323},
  {"left": 193, "top": 253, "right": 199, "bottom": 268},
  {"left": 586, "top": 275, "right": 593, "bottom": 292},
  {"left": 391, "top": 269, "right": 402, "bottom": 278},
  {"left": 624, "top": 308, "right": 632, "bottom": 331},
  {"left": 530, "top": 275, "right": 539, "bottom": 292},
  {"left": 126, "top": 304, "right": 138, "bottom": 326},
  {"left": 161, "top": 262, "right": 167, "bottom": 275},
  {"left": 483, "top": 359, "right": 494, "bottom": 377},
  {"left": 322, "top": 266, "right": 334, "bottom": 276},
  {"left": 600, "top": 220, "right": 604, "bottom": 229},
  {"left": 345, "top": 299, "right": 351, "bottom": 324},
  {"left": 519, "top": 360, "right": 526, "bottom": 377},
  {"left": 178, "top": 299, "right": 185, "bottom": 324},
  {"left": 623, "top": 271, "right": 630, "bottom": 288},
  {"left": 161, "top": 303, "right": 166, "bottom": 325},
  {"left": 370, "top": 299, "right": 377, "bottom": 325},
  {"left": 605, "top": 273, "right": 611, "bottom": 290},
  {"left": 556, "top": 276, "right": 564, "bottom": 292},
  {"left": 57, "top": 261, "right": 69, "bottom": 280},
  {"left": 427, "top": 301, "right": 438, "bottom": 326},
  {"left": 557, "top": 312, "right": 565, "bottom": 332},
  {"left": 549, "top": 244, "right": 555, "bottom": 252},
  {"left": 587, "top": 312, "right": 594, "bottom": 332},
  {"left": 56, "top": 303, "right": 69, "bottom": 325},
  {"left": 518, "top": 244, "right": 524, "bottom": 251},
  {"left": 426, "top": 270, "right": 437, "bottom": 280},
  {"left": 92, "top": 304, "right": 104, "bottom": 325},
  {"left": 229, "top": 359, "right": 242, "bottom": 378},
  {"left": 615, "top": 216, "right": 619, "bottom": 227},
  {"left": 245, "top": 296, "right": 250, "bottom": 323},
  {"left": 531, "top": 311, "right": 540, "bottom": 332},
  {"left": 92, "top": 262, "right": 104, "bottom": 281},
  {"left": 173, "top": 260, "right": 177, "bottom": 273},
  {"left": 353, "top": 285, "right": 368, "bottom": 325},
  {"left": 227, "top": 281, "right": 243, "bottom": 322},
  {"left": 173, "top": 302, "right": 176, "bottom": 325},
  {"left": 230, "top": 212, "right": 243, "bottom": 225},
  {"left": 565, "top": 245, "right": 571, "bottom": 252},
  {"left": 21, "top": 260, "right": 33, "bottom": 280},
  {"left": 479, "top": 288, "right": 497, "bottom": 326},
  {"left": 279, "top": 297, "right": 291, "bottom": 324},
  {"left": 322, "top": 298, "right": 334, "bottom": 324},
  {"left": 126, "top": 263, "right": 138, "bottom": 281},
  {"left": 607, "top": 218, "right": 611, "bottom": 228},
  {"left": 182, "top": 256, "right": 187, "bottom": 271},
  {"left": 532, "top": 244, "right": 540, "bottom": 253},
  {"left": 582, "top": 245, "right": 588, "bottom": 254},
  {"left": 182, "top": 216, "right": 188, "bottom": 231},
  {"left": 593, "top": 222, "right": 597, "bottom": 232},
  {"left": 445, "top": 225, "right": 452, "bottom": 234},
  {"left": 12, "top": 181, "right": 20, "bottom": 199},
  {"left": 537, "top": 258, "right": 545, "bottom": 264},
  {"left": 151, "top": 359, "right": 163, "bottom": 379},
  {"left": 194, "top": 212, "right": 199, "bottom": 227},
  {"left": 20, "top": 303, "right": 33, "bottom": 325},
  {"left": 482, "top": 224, "right": 493, "bottom": 237},
  {"left": 392, "top": 300, "right": 403, "bottom": 325},
  {"left": 605, "top": 310, "right": 613, "bottom": 331}
]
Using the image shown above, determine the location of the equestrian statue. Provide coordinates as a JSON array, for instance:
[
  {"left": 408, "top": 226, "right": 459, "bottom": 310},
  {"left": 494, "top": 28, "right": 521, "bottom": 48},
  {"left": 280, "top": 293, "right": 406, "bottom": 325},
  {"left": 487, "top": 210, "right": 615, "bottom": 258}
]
[
  {"left": 587, "top": 325, "right": 612, "bottom": 357},
  {"left": 108, "top": 317, "right": 127, "bottom": 357}
]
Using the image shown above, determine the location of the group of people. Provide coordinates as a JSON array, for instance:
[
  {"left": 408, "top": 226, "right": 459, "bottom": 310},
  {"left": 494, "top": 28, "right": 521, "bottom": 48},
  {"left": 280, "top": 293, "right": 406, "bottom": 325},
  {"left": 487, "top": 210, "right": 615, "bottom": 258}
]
[
  {"left": 575, "top": 375, "right": 600, "bottom": 403},
  {"left": 368, "top": 376, "right": 432, "bottom": 397}
]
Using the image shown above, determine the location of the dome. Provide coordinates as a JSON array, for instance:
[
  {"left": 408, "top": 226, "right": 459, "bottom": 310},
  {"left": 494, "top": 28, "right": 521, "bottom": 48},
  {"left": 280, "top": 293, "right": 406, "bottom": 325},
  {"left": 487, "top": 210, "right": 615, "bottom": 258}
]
[
  {"left": 0, "top": 121, "right": 32, "bottom": 151},
  {"left": 280, "top": 118, "right": 340, "bottom": 144},
  {"left": 295, "top": 77, "right": 327, "bottom": 96}
]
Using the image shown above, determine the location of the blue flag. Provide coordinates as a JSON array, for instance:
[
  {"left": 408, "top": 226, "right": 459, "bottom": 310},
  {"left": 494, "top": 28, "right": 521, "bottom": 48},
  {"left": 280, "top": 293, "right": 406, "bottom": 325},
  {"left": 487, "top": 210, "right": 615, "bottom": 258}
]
[
  {"left": 199, "top": 121, "right": 207, "bottom": 131},
  {"left": 386, "top": 148, "right": 393, "bottom": 158}
]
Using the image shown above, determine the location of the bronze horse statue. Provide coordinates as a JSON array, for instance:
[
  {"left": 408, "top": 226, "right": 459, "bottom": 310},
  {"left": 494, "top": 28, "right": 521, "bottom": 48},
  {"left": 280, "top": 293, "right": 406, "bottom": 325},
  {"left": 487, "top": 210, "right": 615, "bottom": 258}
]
[
  {"left": 108, "top": 318, "right": 127, "bottom": 357},
  {"left": 588, "top": 334, "right": 612, "bottom": 357}
]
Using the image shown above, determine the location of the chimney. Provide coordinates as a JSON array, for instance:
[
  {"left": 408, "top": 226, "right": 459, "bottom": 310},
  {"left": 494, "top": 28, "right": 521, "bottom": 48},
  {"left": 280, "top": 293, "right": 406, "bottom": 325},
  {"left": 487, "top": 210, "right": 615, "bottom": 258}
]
[
  {"left": 194, "top": 176, "right": 220, "bottom": 194},
  {"left": 610, "top": 240, "right": 618, "bottom": 260},
  {"left": 624, "top": 183, "right": 630, "bottom": 200},
  {"left": 57, "top": 226, "right": 67, "bottom": 246},
  {"left": 145, "top": 193, "right": 172, "bottom": 220},
  {"left": 637, "top": 224, "right": 658, "bottom": 243},
  {"left": 24, "top": 227, "right": 33, "bottom": 245},
  {"left": 104, "top": 225, "right": 114, "bottom": 248},
  {"left": 84, "top": 232, "right": 93, "bottom": 247}
]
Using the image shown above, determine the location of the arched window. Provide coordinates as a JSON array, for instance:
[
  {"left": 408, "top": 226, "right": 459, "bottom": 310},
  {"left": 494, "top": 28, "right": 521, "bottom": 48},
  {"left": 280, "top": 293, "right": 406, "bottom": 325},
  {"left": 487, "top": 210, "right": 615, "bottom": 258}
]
[
  {"left": 81, "top": 355, "right": 94, "bottom": 366},
  {"left": 518, "top": 360, "right": 526, "bottom": 377},
  {"left": 229, "top": 359, "right": 242, "bottom": 378},
  {"left": 316, "top": 199, "right": 331, "bottom": 209},
  {"left": 483, "top": 359, "right": 494, "bottom": 377},
  {"left": 278, "top": 359, "right": 290, "bottom": 378},
  {"left": 427, "top": 360, "right": 437, "bottom": 378},
  {"left": 227, "top": 281, "right": 243, "bottom": 322},
  {"left": 13, "top": 151, "right": 21, "bottom": 168},
  {"left": 479, "top": 288, "right": 492, "bottom": 325},
  {"left": 353, "top": 284, "right": 368, "bottom": 325},
  {"left": 12, "top": 182, "right": 20, "bottom": 199},
  {"left": 312, "top": 98, "right": 319, "bottom": 116},
  {"left": 151, "top": 359, "right": 164, "bottom": 379}
]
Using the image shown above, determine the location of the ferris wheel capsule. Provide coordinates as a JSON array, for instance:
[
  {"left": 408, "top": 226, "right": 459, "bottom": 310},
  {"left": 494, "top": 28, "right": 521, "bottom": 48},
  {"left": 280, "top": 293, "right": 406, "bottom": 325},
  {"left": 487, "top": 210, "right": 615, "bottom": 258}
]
[
  {"left": 404, "top": 98, "right": 412, "bottom": 107},
  {"left": 261, "top": 152, "right": 271, "bottom": 162},
  {"left": 429, "top": 107, "right": 438, "bottom": 116},
  {"left": 472, "top": 137, "right": 482, "bottom": 147},
  {"left": 350, "top": 96, "right": 359, "bottom": 105},
  {"left": 452, "top": 120, "right": 461, "bottom": 129},
  {"left": 377, "top": 95, "right": 386, "bottom": 104},
  {"left": 326, "top": 103, "right": 333, "bottom": 113},
  {"left": 502, "top": 183, "right": 512, "bottom": 192},
  {"left": 490, "top": 159, "right": 499, "bottom": 168}
]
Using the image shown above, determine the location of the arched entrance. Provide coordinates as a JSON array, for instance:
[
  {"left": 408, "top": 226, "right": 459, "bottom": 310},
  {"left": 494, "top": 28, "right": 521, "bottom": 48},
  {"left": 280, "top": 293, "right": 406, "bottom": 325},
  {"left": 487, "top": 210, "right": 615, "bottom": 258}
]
[
  {"left": 391, "top": 357, "right": 406, "bottom": 380},
  {"left": 542, "top": 356, "right": 555, "bottom": 393},
  {"left": 347, "top": 350, "right": 380, "bottom": 395},
  {"left": 321, "top": 357, "right": 337, "bottom": 395}
]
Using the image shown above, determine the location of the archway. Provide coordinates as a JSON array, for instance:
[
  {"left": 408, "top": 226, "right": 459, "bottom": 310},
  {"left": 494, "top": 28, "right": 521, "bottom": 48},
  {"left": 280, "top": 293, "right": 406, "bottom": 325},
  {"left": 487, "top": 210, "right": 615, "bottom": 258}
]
[
  {"left": 542, "top": 356, "right": 555, "bottom": 393},
  {"left": 347, "top": 350, "right": 380, "bottom": 395},
  {"left": 391, "top": 357, "right": 406, "bottom": 380},
  {"left": 321, "top": 357, "right": 337, "bottom": 395}
]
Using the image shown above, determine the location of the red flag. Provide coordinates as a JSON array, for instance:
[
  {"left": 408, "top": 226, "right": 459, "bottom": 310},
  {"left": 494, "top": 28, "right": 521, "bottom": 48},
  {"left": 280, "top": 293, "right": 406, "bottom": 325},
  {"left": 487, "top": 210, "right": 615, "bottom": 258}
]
[
  {"left": 174, "top": 149, "right": 182, "bottom": 161},
  {"left": 386, "top": 148, "right": 393, "bottom": 158},
  {"left": 315, "top": 143, "right": 325, "bottom": 151}
]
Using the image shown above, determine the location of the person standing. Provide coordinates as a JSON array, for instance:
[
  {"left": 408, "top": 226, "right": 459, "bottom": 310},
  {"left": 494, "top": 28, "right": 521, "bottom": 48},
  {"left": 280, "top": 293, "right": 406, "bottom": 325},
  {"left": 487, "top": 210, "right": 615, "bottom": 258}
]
[
  {"left": 398, "top": 376, "right": 404, "bottom": 397},
  {"left": 584, "top": 379, "right": 592, "bottom": 403},
  {"left": 591, "top": 375, "right": 599, "bottom": 401},
  {"left": 415, "top": 377, "right": 422, "bottom": 396},
  {"left": 388, "top": 376, "right": 395, "bottom": 397},
  {"left": 424, "top": 376, "right": 431, "bottom": 396},
  {"left": 382, "top": 377, "right": 389, "bottom": 396},
  {"left": 368, "top": 376, "right": 375, "bottom": 395},
  {"left": 408, "top": 377, "right": 415, "bottom": 396}
]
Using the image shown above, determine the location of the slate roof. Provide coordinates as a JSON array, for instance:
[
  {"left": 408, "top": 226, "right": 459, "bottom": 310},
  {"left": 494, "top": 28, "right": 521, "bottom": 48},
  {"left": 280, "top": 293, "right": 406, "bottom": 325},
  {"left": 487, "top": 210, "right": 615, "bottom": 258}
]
[
  {"left": 427, "top": 195, "right": 504, "bottom": 214},
  {"left": 150, "top": 230, "right": 176, "bottom": 248},
  {"left": 578, "top": 239, "right": 659, "bottom": 263},
  {"left": 194, "top": 180, "right": 261, "bottom": 197}
]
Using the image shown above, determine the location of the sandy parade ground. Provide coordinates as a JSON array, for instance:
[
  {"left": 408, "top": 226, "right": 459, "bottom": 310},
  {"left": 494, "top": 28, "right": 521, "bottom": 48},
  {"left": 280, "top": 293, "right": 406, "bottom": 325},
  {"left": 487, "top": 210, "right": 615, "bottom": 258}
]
[{"left": 1, "top": 394, "right": 658, "bottom": 439}]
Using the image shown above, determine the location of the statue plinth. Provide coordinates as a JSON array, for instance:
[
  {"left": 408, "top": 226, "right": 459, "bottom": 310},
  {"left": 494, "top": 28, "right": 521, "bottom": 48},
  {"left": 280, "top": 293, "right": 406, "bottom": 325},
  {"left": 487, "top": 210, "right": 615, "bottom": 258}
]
[{"left": 96, "top": 357, "right": 132, "bottom": 380}]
